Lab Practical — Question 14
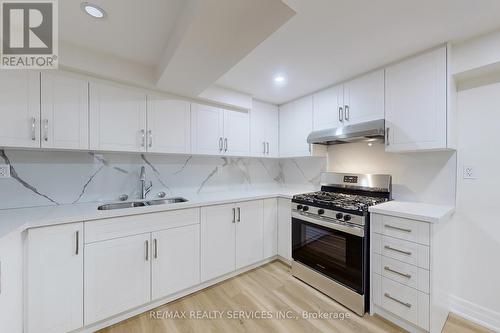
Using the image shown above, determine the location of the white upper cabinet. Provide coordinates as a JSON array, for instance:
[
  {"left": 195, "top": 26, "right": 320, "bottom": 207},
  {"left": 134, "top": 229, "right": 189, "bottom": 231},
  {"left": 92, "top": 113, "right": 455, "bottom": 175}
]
[
  {"left": 343, "top": 69, "right": 384, "bottom": 125},
  {"left": 90, "top": 82, "right": 147, "bottom": 152},
  {"left": 191, "top": 103, "right": 250, "bottom": 156},
  {"left": 26, "top": 223, "right": 83, "bottom": 333},
  {"left": 147, "top": 97, "right": 191, "bottom": 154},
  {"left": 223, "top": 109, "right": 250, "bottom": 156},
  {"left": 41, "top": 72, "right": 89, "bottom": 150},
  {"left": 0, "top": 71, "right": 40, "bottom": 148},
  {"left": 279, "top": 95, "right": 315, "bottom": 157},
  {"left": 250, "top": 100, "right": 279, "bottom": 157},
  {"left": 313, "top": 84, "right": 343, "bottom": 131},
  {"left": 191, "top": 104, "right": 224, "bottom": 155},
  {"left": 385, "top": 47, "right": 448, "bottom": 152}
]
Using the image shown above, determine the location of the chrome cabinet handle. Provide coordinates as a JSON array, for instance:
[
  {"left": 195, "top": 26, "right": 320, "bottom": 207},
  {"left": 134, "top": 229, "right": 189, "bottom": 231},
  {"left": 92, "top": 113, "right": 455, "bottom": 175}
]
[
  {"left": 219, "top": 137, "right": 223, "bottom": 152},
  {"left": 31, "top": 117, "right": 37, "bottom": 141},
  {"left": 43, "top": 119, "right": 49, "bottom": 142},
  {"left": 384, "top": 245, "right": 412, "bottom": 256},
  {"left": 384, "top": 266, "right": 412, "bottom": 279},
  {"left": 232, "top": 208, "right": 236, "bottom": 223},
  {"left": 154, "top": 238, "right": 158, "bottom": 259},
  {"left": 338, "top": 107, "right": 344, "bottom": 122},
  {"left": 266, "top": 142, "right": 269, "bottom": 154},
  {"left": 344, "top": 105, "right": 350, "bottom": 121},
  {"left": 263, "top": 142, "right": 266, "bottom": 154},
  {"left": 148, "top": 130, "right": 153, "bottom": 148},
  {"left": 384, "top": 224, "right": 412, "bottom": 233},
  {"left": 140, "top": 129, "right": 146, "bottom": 147},
  {"left": 145, "top": 240, "right": 149, "bottom": 261},
  {"left": 224, "top": 138, "right": 228, "bottom": 152},
  {"left": 75, "top": 231, "right": 79, "bottom": 255},
  {"left": 386, "top": 127, "right": 390, "bottom": 146},
  {"left": 384, "top": 293, "right": 412, "bottom": 308},
  {"left": 237, "top": 207, "right": 241, "bottom": 222}
]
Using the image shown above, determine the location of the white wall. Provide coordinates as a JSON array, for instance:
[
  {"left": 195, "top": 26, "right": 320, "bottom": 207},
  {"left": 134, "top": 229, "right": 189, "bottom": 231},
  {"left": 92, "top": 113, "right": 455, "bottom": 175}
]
[
  {"left": 327, "top": 142, "right": 457, "bottom": 205},
  {"left": 445, "top": 82, "right": 500, "bottom": 330}
]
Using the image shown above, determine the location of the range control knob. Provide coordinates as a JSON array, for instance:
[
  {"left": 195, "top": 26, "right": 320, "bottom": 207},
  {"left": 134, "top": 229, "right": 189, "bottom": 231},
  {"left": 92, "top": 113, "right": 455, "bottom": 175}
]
[
  {"left": 343, "top": 215, "right": 352, "bottom": 222},
  {"left": 335, "top": 213, "right": 343, "bottom": 220},
  {"left": 317, "top": 209, "right": 325, "bottom": 215},
  {"left": 296, "top": 205, "right": 303, "bottom": 210},
  {"left": 302, "top": 206, "right": 309, "bottom": 212}
]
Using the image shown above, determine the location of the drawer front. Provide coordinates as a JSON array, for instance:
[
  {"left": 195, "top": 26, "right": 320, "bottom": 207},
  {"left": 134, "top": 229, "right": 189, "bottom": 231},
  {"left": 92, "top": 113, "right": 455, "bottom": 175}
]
[
  {"left": 382, "top": 256, "right": 429, "bottom": 293},
  {"left": 381, "top": 277, "right": 429, "bottom": 330},
  {"left": 372, "top": 214, "right": 430, "bottom": 245},
  {"left": 381, "top": 236, "right": 429, "bottom": 269},
  {"left": 85, "top": 208, "right": 200, "bottom": 243}
]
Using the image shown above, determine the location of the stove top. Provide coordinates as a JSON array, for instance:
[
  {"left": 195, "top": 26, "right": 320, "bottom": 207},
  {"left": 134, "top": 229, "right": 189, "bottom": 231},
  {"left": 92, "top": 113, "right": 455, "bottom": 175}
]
[{"left": 292, "top": 191, "right": 389, "bottom": 213}]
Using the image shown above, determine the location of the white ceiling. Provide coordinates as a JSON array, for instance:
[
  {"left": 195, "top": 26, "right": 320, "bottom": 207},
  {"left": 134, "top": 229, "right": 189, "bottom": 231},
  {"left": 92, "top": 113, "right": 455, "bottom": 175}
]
[
  {"left": 216, "top": 0, "right": 500, "bottom": 104},
  {"left": 59, "top": 0, "right": 184, "bottom": 66}
]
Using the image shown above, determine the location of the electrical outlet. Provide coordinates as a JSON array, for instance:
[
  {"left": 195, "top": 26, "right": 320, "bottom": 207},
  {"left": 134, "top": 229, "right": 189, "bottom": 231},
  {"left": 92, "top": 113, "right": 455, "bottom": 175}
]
[
  {"left": 463, "top": 165, "right": 477, "bottom": 179},
  {"left": 0, "top": 164, "right": 10, "bottom": 178}
]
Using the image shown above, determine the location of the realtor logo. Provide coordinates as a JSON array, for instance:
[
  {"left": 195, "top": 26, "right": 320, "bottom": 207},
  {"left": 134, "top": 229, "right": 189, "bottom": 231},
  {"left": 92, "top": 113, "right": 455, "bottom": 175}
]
[{"left": 1, "top": 0, "right": 58, "bottom": 69}]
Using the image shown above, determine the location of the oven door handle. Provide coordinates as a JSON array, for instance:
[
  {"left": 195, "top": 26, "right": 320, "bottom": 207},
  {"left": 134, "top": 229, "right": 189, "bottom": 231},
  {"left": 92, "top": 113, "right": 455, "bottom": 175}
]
[{"left": 292, "top": 211, "right": 365, "bottom": 237}]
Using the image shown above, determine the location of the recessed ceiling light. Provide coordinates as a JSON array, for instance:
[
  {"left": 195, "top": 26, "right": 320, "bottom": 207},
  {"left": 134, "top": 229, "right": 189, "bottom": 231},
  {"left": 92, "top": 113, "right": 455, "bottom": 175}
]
[
  {"left": 274, "top": 75, "right": 286, "bottom": 84},
  {"left": 81, "top": 2, "right": 106, "bottom": 19}
]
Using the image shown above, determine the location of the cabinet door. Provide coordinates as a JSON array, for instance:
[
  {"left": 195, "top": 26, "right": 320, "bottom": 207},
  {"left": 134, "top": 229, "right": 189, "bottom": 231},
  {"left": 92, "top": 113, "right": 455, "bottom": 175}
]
[
  {"left": 279, "top": 95, "right": 313, "bottom": 157},
  {"left": 385, "top": 47, "right": 447, "bottom": 152},
  {"left": 223, "top": 109, "right": 250, "bottom": 156},
  {"left": 201, "top": 204, "right": 236, "bottom": 281},
  {"left": 152, "top": 224, "right": 200, "bottom": 300},
  {"left": 147, "top": 97, "right": 191, "bottom": 154},
  {"left": 191, "top": 104, "right": 224, "bottom": 155},
  {"left": 0, "top": 71, "right": 40, "bottom": 148},
  {"left": 343, "top": 70, "right": 384, "bottom": 125},
  {"left": 89, "top": 82, "right": 147, "bottom": 152},
  {"left": 250, "top": 100, "right": 279, "bottom": 157},
  {"left": 84, "top": 233, "right": 151, "bottom": 324},
  {"left": 236, "top": 200, "right": 264, "bottom": 269},
  {"left": 263, "top": 198, "right": 278, "bottom": 258},
  {"left": 26, "top": 223, "right": 83, "bottom": 333},
  {"left": 277, "top": 198, "right": 292, "bottom": 260},
  {"left": 41, "top": 72, "right": 89, "bottom": 149},
  {"left": 313, "top": 84, "right": 343, "bottom": 130}
]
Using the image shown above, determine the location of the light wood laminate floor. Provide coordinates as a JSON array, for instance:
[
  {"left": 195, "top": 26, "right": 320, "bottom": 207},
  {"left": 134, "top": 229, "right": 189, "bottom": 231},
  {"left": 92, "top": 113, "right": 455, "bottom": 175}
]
[{"left": 98, "top": 261, "right": 492, "bottom": 333}]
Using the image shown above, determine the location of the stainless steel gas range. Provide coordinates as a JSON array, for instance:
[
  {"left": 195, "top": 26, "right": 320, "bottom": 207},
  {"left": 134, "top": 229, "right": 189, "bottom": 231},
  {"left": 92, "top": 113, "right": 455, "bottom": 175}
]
[{"left": 291, "top": 172, "right": 392, "bottom": 316}]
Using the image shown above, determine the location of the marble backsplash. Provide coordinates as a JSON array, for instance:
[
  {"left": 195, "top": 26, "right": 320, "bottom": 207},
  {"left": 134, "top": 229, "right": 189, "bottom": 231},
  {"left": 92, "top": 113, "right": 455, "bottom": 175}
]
[{"left": 0, "top": 149, "right": 326, "bottom": 210}]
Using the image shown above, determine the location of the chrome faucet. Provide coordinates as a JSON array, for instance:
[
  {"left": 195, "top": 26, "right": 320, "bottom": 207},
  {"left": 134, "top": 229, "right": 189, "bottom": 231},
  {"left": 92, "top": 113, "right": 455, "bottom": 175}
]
[{"left": 139, "top": 166, "right": 152, "bottom": 199}]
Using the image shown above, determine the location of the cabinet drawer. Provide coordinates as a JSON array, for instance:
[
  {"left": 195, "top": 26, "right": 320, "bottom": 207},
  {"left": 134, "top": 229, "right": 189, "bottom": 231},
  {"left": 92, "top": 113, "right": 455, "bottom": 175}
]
[
  {"left": 381, "top": 276, "right": 429, "bottom": 330},
  {"left": 381, "top": 256, "right": 429, "bottom": 293},
  {"left": 85, "top": 208, "right": 199, "bottom": 243},
  {"left": 372, "top": 214, "right": 430, "bottom": 245},
  {"left": 381, "top": 236, "right": 429, "bottom": 269}
]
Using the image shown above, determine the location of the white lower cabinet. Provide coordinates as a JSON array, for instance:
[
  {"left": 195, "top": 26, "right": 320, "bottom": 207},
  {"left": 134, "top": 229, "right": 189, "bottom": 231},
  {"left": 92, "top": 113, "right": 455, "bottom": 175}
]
[
  {"left": 26, "top": 223, "right": 83, "bottom": 333},
  {"left": 371, "top": 213, "right": 440, "bottom": 333},
  {"left": 201, "top": 200, "right": 265, "bottom": 281},
  {"left": 152, "top": 224, "right": 200, "bottom": 299},
  {"left": 277, "top": 198, "right": 292, "bottom": 260},
  {"left": 263, "top": 198, "right": 278, "bottom": 258},
  {"left": 84, "top": 233, "right": 151, "bottom": 324}
]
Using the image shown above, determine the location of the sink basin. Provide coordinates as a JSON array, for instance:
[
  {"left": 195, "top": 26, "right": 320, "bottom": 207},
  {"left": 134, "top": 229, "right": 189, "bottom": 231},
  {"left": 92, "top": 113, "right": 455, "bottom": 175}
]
[{"left": 97, "top": 197, "right": 188, "bottom": 211}]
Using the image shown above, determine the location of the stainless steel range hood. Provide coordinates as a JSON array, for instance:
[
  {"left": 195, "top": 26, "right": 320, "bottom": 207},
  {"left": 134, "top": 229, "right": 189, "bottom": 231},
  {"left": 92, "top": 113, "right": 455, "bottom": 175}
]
[{"left": 307, "top": 119, "right": 385, "bottom": 145}]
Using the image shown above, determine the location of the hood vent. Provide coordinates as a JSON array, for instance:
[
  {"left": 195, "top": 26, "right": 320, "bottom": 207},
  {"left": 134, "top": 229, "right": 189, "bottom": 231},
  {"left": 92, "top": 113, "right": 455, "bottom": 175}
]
[{"left": 307, "top": 119, "right": 385, "bottom": 145}]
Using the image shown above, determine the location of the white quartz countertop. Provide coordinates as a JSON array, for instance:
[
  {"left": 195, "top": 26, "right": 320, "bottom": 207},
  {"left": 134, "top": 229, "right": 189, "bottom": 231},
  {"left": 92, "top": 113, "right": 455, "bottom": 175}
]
[
  {"left": 0, "top": 188, "right": 312, "bottom": 240},
  {"left": 368, "top": 200, "right": 455, "bottom": 223}
]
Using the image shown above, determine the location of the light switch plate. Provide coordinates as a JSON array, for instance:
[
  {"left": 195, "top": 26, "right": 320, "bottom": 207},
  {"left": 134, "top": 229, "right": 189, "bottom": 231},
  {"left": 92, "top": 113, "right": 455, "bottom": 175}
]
[
  {"left": 463, "top": 165, "right": 477, "bottom": 179},
  {"left": 0, "top": 164, "right": 10, "bottom": 178}
]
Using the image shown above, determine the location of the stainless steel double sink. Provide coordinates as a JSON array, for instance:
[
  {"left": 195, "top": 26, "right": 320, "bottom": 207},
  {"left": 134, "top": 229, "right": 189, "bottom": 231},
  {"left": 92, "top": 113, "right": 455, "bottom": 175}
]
[{"left": 97, "top": 197, "right": 188, "bottom": 211}]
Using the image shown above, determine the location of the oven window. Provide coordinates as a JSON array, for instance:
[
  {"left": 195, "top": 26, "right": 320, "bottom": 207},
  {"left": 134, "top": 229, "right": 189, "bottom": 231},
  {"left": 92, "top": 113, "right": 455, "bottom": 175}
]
[{"left": 292, "top": 217, "right": 364, "bottom": 293}]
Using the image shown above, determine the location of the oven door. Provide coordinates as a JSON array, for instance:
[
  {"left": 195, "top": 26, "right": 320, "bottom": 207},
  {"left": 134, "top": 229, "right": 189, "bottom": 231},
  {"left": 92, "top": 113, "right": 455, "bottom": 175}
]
[{"left": 291, "top": 211, "right": 366, "bottom": 294}]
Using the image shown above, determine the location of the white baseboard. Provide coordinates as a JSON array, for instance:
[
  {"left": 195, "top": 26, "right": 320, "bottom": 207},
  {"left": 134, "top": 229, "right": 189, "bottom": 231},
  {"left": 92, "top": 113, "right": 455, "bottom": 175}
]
[{"left": 448, "top": 294, "right": 500, "bottom": 332}]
